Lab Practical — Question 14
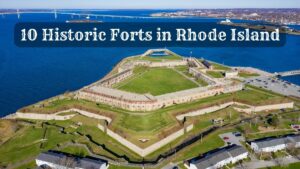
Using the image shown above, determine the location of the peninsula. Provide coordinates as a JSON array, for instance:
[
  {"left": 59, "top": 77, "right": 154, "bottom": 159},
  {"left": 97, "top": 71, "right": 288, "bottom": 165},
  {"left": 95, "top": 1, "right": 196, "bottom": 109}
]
[{"left": 1, "top": 49, "right": 300, "bottom": 169}]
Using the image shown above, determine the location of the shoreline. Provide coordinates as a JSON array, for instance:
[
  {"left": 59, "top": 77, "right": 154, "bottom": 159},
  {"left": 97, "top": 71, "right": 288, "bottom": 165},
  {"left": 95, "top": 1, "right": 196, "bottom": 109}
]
[{"left": 1, "top": 54, "right": 299, "bottom": 119}]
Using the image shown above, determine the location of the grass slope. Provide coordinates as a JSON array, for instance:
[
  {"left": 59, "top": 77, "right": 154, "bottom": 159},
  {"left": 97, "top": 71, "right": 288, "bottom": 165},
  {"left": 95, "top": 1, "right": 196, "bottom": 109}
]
[
  {"left": 260, "top": 162, "right": 300, "bottom": 169},
  {"left": 138, "top": 54, "right": 182, "bottom": 62},
  {"left": 206, "top": 71, "right": 224, "bottom": 78}
]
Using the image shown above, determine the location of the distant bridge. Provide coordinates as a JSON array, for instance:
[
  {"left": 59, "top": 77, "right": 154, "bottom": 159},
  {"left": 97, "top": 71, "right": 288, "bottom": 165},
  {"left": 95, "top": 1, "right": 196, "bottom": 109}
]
[
  {"left": 275, "top": 69, "right": 300, "bottom": 77},
  {"left": 0, "top": 9, "right": 157, "bottom": 20}
]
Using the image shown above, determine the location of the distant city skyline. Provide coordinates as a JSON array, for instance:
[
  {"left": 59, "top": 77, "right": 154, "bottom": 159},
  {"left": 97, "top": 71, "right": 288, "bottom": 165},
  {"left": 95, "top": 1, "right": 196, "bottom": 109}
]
[{"left": 0, "top": 0, "right": 300, "bottom": 9}]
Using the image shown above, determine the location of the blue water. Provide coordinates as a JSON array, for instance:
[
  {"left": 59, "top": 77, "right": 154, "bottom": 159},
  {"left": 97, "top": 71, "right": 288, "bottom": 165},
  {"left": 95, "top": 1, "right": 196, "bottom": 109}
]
[{"left": 0, "top": 10, "right": 299, "bottom": 117}]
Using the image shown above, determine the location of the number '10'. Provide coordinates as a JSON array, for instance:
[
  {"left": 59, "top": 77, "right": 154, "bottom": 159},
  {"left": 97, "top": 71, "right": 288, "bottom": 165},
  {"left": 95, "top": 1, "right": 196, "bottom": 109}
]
[{"left": 21, "top": 29, "right": 37, "bottom": 41}]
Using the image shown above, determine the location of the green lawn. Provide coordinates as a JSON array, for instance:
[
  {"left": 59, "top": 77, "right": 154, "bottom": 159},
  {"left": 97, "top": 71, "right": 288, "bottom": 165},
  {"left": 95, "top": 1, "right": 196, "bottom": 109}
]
[
  {"left": 115, "top": 111, "right": 174, "bottom": 132},
  {"left": 234, "top": 86, "right": 282, "bottom": 105},
  {"left": 238, "top": 72, "right": 260, "bottom": 78},
  {"left": 14, "top": 161, "right": 36, "bottom": 169},
  {"left": 117, "top": 68, "right": 198, "bottom": 95},
  {"left": 260, "top": 162, "right": 300, "bottom": 169},
  {"left": 109, "top": 164, "right": 140, "bottom": 169},
  {"left": 206, "top": 71, "right": 224, "bottom": 78},
  {"left": 60, "top": 145, "right": 90, "bottom": 157},
  {"left": 196, "top": 78, "right": 209, "bottom": 86},
  {"left": 210, "top": 62, "right": 231, "bottom": 70},
  {"left": 138, "top": 54, "right": 182, "bottom": 62},
  {"left": 0, "top": 125, "right": 76, "bottom": 166},
  {"left": 0, "top": 126, "right": 44, "bottom": 165},
  {"left": 174, "top": 128, "right": 235, "bottom": 161},
  {"left": 11, "top": 83, "right": 291, "bottom": 164}
]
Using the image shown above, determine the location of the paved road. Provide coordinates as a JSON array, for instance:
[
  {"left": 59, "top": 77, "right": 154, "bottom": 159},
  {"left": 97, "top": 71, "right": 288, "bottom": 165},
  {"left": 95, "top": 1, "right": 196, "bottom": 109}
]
[
  {"left": 161, "top": 163, "right": 178, "bottom": 169},
  {"left": 234, "top": 156, "right": 300, "bottom": 169},
  {"left": 172, "top": 68, "right": 202, "bottom": 87}
]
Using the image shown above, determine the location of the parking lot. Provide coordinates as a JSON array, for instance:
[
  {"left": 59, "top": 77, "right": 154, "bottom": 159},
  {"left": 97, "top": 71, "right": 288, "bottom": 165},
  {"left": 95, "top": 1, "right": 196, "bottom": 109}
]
[
  {"left": 219, "top": 132, "right": 245, "bottom": 146},
  {"left": 244, "top": 76, "right": 300, "bottom": 97}
]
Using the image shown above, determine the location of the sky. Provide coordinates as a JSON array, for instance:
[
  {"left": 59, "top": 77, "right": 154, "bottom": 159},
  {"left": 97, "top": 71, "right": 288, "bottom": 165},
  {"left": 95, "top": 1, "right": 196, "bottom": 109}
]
[{"left": 0, "top": 0, "right": 299, "bottom": 9}]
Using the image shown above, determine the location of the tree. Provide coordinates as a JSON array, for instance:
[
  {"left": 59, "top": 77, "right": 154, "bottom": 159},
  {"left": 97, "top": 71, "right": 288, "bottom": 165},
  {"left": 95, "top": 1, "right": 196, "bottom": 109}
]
[{"left": 267, "top": 115, "right": 279, "bottom": 127}]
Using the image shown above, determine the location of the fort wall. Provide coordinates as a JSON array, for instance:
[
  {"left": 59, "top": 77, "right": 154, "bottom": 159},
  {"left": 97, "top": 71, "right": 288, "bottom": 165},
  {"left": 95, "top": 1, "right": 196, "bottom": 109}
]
[
  {"left": 77, "top": 83, "right": 244, "bottom": 111},
  {"left": 98, "top": 123, "right": 193, "bottom": 157}
]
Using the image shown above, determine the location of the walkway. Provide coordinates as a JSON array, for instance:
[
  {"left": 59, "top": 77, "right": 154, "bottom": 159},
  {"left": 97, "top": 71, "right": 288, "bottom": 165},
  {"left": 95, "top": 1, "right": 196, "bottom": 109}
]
[
  {"left": 234, "top": 156, "right": 300, "bottom": 169},
  {"left": 275, "top": 69, "right": 300, "bottom": 77},
  {"left": 172, "top": 67, "right": 201, "bottom": 87}
]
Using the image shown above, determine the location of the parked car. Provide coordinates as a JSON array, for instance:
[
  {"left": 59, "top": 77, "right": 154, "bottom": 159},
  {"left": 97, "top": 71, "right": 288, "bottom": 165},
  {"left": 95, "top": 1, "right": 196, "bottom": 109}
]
[{"left": 232, "top": 132, "right": 242, "bottom": 137}]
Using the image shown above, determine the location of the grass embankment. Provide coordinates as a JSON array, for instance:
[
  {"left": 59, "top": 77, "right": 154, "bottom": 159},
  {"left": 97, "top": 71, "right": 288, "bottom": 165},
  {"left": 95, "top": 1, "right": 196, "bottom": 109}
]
[
  {"left": 0, "top": 120, "right": 20, "bottom": 143},
  {"left": 235, "top": 106, "right": 300, "bottom": 140},
  {"left": 238, "top": 72, "right": 260, "bottom": 78},
  {"left": 138, "top": 54, "right": 182, "bottom": 62},
  {"left": 9, "top": 84, "right": 293, "bottom": 167},
  {"left": 234, "top": 86, "right": 283, "bottom": 105},
  {"left": 0, "top": 115, "right": 144, "bottom": 168},
  {"left": 0, "top": 124, "right": 77, "bottom": 167},
  {"left": 60, "top": 145, "right": 90, "bottom": 157},
  {"left": 210, "top": 62, "right": 231, "bottom": 71},
  {"left": 174, "top": 128, "right": 235, "bottom": 161},
  {"left": 14, "top": 161, "right": 36, "bottom": 169},
  {"left": 3, "top": 99, "right": 298, "bottom": 168},
  {"left": 117, "top": 67, "right": 198, "bottom": 95},
  {"left": 20, "top": 85, "right": 288, "bottom": 135},
  {"left": 206, "top": 71, "right": 224, "bottom": 78},
  {"left": 260, "top": 162, "right": 300, "bottom": 169}
]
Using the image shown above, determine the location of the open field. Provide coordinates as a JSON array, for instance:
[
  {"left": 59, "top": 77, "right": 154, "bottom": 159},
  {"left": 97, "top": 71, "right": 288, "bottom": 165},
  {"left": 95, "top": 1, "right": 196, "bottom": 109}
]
[{"left": 117, "top": 67, "right": 198, "bottom": 95}]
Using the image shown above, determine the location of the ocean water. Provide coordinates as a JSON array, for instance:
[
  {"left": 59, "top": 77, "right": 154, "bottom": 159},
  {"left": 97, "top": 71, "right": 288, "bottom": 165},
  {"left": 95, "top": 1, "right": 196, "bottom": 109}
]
[{"left": 0, "top": 10, "right": 299, "bottom": 117}]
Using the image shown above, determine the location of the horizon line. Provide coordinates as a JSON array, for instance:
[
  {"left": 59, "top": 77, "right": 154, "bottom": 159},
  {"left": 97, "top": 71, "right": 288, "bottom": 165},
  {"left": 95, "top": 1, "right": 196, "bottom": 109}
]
[{"left": 1, "top": 7, "right": 300, "bottom": 10}]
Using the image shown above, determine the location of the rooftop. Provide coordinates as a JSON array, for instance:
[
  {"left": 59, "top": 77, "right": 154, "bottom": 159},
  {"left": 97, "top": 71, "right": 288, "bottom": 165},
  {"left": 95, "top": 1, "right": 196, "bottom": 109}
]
[
  {"left": 36, "top": 151, "right": 107, "bottom": 169},
  {"left": 251, "top": 134, "right": 300, "bottom": 149},
  {"left": 189, "top": 145, "right": 247, "bottom": 169}
]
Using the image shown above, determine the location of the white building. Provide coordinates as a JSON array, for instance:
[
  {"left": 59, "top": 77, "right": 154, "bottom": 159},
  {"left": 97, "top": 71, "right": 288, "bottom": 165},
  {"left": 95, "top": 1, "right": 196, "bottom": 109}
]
[
  {"left": 225, "top": 71, "right": 238, "bottom": 78},
  {"left": 36, "top": 151, "right": 109, "bottom": 169},
  {"left": 188, "top": 145, "right": 248, "bottom": 169},
  {"left": 250, "top": 134, "right": 300, "bottom": 153},
  {"left": 220, "top": 19, "right": 232, "bottom": 24}
]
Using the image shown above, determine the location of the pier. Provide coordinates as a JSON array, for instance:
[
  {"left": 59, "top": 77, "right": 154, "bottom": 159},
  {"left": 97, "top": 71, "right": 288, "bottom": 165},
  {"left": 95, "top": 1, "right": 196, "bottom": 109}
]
[{"left": 275, "top": 69, "right": 300, "bottom": 77}]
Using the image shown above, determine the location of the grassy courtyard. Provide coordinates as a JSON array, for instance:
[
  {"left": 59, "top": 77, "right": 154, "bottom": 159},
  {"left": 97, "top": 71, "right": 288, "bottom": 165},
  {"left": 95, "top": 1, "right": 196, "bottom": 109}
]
[{"left": 116, "top": 67, "right": 198, "bottom": 95}]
